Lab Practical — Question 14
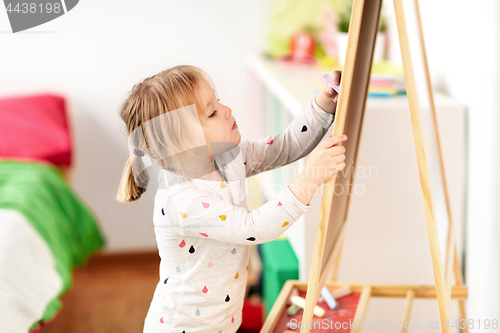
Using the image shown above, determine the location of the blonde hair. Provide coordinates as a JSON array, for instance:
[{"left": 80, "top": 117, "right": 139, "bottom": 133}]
[{"left": 116, "top": 65, "right": 217, "bottom": 202}]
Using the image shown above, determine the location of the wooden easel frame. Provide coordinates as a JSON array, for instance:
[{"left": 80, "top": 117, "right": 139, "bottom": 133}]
[{"left": 261, "top": 0, "right": 468, "bottom": 332}]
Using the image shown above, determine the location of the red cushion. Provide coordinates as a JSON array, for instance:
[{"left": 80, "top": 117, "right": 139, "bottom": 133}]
[{"left": 0, "top": 94, "right": 72, "bottom": 166}]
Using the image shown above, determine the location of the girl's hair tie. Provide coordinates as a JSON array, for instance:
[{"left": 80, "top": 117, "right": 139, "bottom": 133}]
[{"left": 133, "top": 148, "right": 145, "bottom": 157}]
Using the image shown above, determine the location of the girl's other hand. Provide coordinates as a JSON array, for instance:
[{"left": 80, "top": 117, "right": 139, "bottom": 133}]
[
  {"left": 302, "top": 134, "right": 347, "bottom": 185},
  {"left": 288, "top": 134, "right": 347, "bottom": 206}
]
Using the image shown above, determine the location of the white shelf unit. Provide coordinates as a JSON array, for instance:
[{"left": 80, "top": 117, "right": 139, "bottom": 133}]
[{"left": 246, "top": 54, "right": 467, "bottom": 330}]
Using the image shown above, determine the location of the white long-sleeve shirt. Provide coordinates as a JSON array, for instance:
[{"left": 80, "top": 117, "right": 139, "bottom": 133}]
[{"left": 143, "top": 98, "right": 335, "bottom": 333}]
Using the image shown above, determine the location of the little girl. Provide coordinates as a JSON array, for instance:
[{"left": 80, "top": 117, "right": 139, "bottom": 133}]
[{"left": 116, "top": 65, "right": 347, "bottom": 333}]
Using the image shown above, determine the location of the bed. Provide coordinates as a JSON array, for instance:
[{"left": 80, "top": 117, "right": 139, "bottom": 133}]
[{"left": 0, "top": 94, "right": 106, "bottom": 332}]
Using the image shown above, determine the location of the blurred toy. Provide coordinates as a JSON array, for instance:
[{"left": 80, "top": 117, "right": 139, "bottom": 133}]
[
  {"left": 290, "top": 32, "right": 315, "bottom": 63},
  {"left": 241, "top": 298, "right": 264, "bottom": 332}
]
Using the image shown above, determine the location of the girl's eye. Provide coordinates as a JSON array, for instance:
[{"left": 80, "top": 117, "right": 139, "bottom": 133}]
[{"left": 208, "top": 98, "right": 220, "bottom": 118}]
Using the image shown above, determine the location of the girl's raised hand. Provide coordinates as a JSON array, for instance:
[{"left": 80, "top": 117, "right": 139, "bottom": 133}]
[{"left": 321, "top": 70, "right": 342, "bottom": 103}]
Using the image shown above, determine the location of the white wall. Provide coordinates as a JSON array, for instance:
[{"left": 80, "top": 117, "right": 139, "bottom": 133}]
[
  {"left": 384, "top": 0, "right": 500, "bottom": 327},
  {"left": 0, "top": 0, "right": 269, "bottom": 252}
]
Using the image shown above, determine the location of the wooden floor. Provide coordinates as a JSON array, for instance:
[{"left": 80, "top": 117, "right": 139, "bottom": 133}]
[{"left": 40, "top": 252, "right": 160, "bottom": 333}]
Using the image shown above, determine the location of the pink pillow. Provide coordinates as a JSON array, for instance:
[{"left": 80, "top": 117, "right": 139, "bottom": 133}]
[{"left": 0, "top": 94, "right": 72, "bottom": 167}]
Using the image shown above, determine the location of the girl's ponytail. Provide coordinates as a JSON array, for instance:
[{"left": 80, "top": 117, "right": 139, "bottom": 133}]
[{"left": 116, "top": 153, "right": 149, "bottom": 202}]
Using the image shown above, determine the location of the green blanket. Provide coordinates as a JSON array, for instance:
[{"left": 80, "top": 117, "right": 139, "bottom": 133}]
[{"left": 0, "top": 161, "right": 106, "bottom": 328}]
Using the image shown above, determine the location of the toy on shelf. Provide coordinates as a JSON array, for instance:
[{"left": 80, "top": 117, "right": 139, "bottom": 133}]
[{"left": 290, "top": 32, "right": 315, "bottom": 63}]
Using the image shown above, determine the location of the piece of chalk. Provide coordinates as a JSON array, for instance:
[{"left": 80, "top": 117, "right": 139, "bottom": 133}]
[
  {"left": 290, "top": 296, "right": 325, "bottom": 317},
  {"left": 330, "top": 286, "right": 352, "bottom": 299},
  {"left": 287, "top": 304, "right": 301, "bottom": 316},
  {"left": 322, "top": 73, "right": 341, "bottom": 93},
  {"left": 321, "top": 286, "right": 338, "bottom": 310},
  {"left": 287, "top": 288, "right": 299, "bottom": 305}
]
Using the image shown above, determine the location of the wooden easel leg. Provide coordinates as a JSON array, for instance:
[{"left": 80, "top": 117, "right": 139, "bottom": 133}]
[
  {"left": 260, "top": 280, "right": 296, "bottom": 333},
  {"left": 301, "top": 178, "right": 336, "bottom": 333},
  {"left": 317, "top": 223, "right": 347, "bottom": 300},
  {"left": 350, "top": 285, "right": 372, "bottom": 333},
  {"left": 401, "top": 289, "right": 415, "bottom": 333},
  {"left": 413, "top": 0, "right": 454, "bottom": 312},
  {"left": 454, "top": 247, "right": 469, "bottom": 333},
  {"left": 392, "top": 0, "right": 450, "bottom": 332},
  {"left": 329, "top": 224, "right": 345, "bottom": 282},
  {"left": 412, "top": 0, "right": 469, "bottom": 329},
  {"left": 300, "top": 0, "right": 382, "bottom": 329}
]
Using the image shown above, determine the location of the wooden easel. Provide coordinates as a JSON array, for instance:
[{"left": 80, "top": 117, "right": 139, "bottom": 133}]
[{"left": 261, "top": 0, "right": 468, "bottom": 332}]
